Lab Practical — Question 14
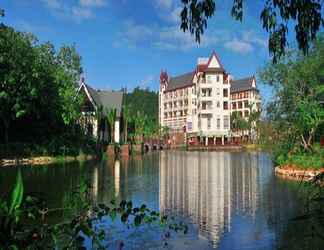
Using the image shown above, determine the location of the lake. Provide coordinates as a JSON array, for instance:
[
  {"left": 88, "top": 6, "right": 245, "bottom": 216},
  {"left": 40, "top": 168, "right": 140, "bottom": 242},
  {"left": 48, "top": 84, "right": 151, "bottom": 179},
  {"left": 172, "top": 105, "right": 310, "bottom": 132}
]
[{"left": 0, "top": 151, "right": 318, "bottom": 249}]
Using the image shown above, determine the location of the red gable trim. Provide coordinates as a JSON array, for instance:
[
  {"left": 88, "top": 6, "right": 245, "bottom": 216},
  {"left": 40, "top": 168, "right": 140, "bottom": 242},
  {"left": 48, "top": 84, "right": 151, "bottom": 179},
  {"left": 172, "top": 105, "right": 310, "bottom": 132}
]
[{"left": 206, "top": 51, "right": 224, "bottom": 69}]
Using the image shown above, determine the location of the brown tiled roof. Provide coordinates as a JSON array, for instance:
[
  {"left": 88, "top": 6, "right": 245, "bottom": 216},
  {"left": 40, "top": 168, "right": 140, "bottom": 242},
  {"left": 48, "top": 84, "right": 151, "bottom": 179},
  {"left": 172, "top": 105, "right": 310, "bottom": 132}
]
[
  {"left": 230, "top": 76, "right": 257, "bottom": 93},
  {"left": 166, "top": 71, "right": 194, "bottom": 91}
]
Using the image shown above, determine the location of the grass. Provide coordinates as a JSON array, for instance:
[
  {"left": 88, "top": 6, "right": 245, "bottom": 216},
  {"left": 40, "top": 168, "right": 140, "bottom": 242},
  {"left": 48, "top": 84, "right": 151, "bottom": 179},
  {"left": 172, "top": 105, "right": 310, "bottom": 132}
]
[{"left": 277, "top": 144, "right": 324, "bottom": 170}]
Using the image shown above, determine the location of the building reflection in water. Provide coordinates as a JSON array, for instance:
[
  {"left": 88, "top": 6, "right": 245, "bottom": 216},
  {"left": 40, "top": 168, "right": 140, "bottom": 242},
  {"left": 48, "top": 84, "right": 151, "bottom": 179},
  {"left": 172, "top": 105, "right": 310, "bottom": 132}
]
[
  {"left": 159, "top": 151, "right": 260, "bottom": 248},
  {"left": 114, "top": 160, "right": 120, "bottom": 197}
]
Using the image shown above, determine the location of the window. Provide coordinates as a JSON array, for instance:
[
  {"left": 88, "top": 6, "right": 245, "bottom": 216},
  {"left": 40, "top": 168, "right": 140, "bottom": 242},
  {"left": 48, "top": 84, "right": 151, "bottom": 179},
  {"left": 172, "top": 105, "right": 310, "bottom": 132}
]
[
  {"left": 244, "top": 101, "right": 249, "bottom": 108},
  {"left": 244, "top": 110, "right": 249, "bottom": 117},
  {"left": 217, "top": 118, "right": 221, "bottom": 129},
  {"left": 244, "top": 92, "right": 249, "bottom": 98},
  {"left": 224, "top": 115, "right": 229, "bottom": 129},
  {"left": 198, "top": 117, "right": 201, "bottom": 129},
  {"left": 216, "top": 88, "right": 220, "bottom": 95},
  {"left": 164, "top": 113, "right": 167, "bottom": 119},
  {"left": 216, "top": 101, "right": 220, "bottom": 108},
  {"left": 223, "top": 101, "right": 228, "bottom": 110},
  {"left": 207, "top": 75, "right": 212, "bottom": 83},
  {"left": 164, "top": 103, "right": 167, "bottom": 109},
  {"left": 238, "top": 101, "right": 242, "bottom": 109},
  {"left": 207, "top": 117, "right": 211, "bottom": 129},
  {"left": 232, "top": 102, "right": 237, "bottom": 109},
  {"left": 216, "top": 75, "right": 219, "bottom": 82},
  {"left": 223, "top": 89, "right": 228, "bottom": 97}
]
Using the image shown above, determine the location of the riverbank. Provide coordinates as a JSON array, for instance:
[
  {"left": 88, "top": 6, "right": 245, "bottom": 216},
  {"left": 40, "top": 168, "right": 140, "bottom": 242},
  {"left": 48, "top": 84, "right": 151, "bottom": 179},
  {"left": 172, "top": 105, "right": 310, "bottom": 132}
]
[
  {"left": 275, "top": 165, "right": 324, "bottom": 183},
  {"left": 0, "top": 154, "right": 95, "bottom": 167}
]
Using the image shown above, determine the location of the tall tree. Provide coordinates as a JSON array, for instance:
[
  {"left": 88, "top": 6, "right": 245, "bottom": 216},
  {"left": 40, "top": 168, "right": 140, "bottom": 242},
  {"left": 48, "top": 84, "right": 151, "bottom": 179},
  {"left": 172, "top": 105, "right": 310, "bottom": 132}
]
[
  {"left": 122, "top": 104, "right": 132, "bottom": 143},
  {"left": 180, "top": 0, "right": 324, "bottom": 62},
  {"left": 0, "top": 26, "right": 36, "bottom": 143},
  {"left": 259, "top": 35, "right": 324, "bottom": 152},
  {"left": 106, "top": 108, "right": 116, "bottom": 144}
]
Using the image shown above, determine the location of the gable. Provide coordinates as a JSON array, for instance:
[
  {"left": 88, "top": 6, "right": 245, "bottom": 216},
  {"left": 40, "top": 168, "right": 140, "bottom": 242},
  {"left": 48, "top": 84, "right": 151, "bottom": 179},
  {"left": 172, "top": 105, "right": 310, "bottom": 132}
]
[{"left": 208, "top": 54, "right": 221, "bottom": 68}]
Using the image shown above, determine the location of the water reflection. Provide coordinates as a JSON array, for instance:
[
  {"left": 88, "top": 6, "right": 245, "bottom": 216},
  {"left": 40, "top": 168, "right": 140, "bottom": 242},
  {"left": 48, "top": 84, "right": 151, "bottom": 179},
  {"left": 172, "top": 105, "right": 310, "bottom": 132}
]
[
  {"left": 159, "top": 151, "right": 261, "bottom": 248},
  {"left": 0, "top": 151, "right": 315, "bottom": 250}
]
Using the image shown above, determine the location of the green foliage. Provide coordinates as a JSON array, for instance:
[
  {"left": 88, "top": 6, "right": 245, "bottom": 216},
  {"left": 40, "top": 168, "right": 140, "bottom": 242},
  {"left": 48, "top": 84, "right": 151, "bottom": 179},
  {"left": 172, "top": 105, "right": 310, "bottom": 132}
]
[
  {"left": 124, "top": 87, "right": 158, "bottom": 125},
  {"left": 230, "top": 111, "right": 249, "bottom": 132},
  {"left": 259, "top": 34, "right": 324, "bottom": 167},
  {"left": 0, "top": 134, "right": 96, "bottom": 158},
  {"left": 9, "top": 170, "right": 23, "bottom": 215},
  {"left": 106, "top": 107, "right": 117, "bottom": 144},
  {"left": 0, "top": 24, "right": 82, "bottom": 145},
  {"left": 0, "top": 173, "right": 188, "bottom": 249},
  {"left": 180, "top": 0, "right": 324, "bottom": 62}
]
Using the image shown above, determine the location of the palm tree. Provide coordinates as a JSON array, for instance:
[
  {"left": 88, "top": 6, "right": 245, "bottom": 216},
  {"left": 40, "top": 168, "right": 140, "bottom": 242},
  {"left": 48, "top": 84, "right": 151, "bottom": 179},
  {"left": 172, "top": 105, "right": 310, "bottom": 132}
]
[
  {"left": 247, "top": 103, "right": 261, "bottom": 142},
  {"left": 133, "top": 111, "right": 146, "bottom": 144},
  {"left": 95, "top": 105, "right": 103, "bottom": 146},
  {"left": 106, "top": 108, "right": 116, "bottom": 144},
  {"left": 122, "top": 104, "right": 132, "bottom": 143}
]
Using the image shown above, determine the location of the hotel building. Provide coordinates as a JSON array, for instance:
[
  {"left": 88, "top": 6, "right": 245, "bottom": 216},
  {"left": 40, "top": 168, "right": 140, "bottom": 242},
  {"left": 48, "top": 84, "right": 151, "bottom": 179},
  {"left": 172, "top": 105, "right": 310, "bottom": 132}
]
[{"left": 159, "top": 51, "right": 261, "bottom": 145}]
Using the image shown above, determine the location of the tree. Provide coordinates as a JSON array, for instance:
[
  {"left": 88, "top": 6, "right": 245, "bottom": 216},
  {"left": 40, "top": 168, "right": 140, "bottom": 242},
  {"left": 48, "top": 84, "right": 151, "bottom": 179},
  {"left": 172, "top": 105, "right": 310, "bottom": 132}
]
[
  {"left": 95, "top": 105, "right": 104, "bottom": 146},
  {"left": 0, "top": 26, "right": 37, "bottom": 143},
  {"left": 122, "top": 104, "right": 132, "bottom": 143},
  {"left": 0, "top": 23, "right": 83, "bottom": 145},
  {"left": 231, "top": 111, "right": 249, "bottom": 139},
  {"left": 106, "top": 108, "right": 116, "bottom": 144},
  {"left": 133, "top": 111, "right": 146, "bottom": 143},
  {"left": 247, "top": 103, "right": 261, "bottom": 142},
  {"left": 259, "top": 34, "right": 324, "bottom": 152},
  {"left": 180, "top": 0, "right": 324, "bottom": 62}
]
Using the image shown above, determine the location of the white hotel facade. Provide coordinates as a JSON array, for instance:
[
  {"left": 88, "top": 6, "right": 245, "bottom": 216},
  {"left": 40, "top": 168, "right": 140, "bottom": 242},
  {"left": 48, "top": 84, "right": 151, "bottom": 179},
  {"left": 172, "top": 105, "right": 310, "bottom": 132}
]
[{"left": 159, "top": 52, "right": 261, "bottom": 145}]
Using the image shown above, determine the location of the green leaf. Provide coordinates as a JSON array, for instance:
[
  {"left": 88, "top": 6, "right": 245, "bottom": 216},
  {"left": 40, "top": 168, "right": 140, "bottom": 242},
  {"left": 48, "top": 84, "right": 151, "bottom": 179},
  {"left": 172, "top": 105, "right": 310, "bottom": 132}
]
[
  {"left": 9, "top": 170, "right": 24, "bottom": 215},
  {"left": 134, "top": 215, "right": 142, "bottom": 226},
  {"left": 121, "top": 212, "right": 128, "bottom": 223}
]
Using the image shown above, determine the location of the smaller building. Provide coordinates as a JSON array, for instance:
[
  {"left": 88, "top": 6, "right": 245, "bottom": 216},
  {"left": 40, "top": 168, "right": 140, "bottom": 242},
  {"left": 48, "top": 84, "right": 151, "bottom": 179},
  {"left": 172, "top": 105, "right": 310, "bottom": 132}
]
[{"left": 78, "top": 79, "right": 123, "bottom": 143}]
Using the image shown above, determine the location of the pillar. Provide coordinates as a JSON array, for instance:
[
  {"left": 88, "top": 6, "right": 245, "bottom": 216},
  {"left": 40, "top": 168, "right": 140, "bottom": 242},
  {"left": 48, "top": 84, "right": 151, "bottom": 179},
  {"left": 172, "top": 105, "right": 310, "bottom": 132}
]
[
  {"left": 205, "top": 136, "right": 208, "bottom": 146},
  {"left": 213, "top": 136, "right": 216, "bottom": 145},
  {"left": 222, "top": 135, "right": 224, "bottom": 145},
  {"left": 114, "top": 120, "right": 120, "bottom": 143}
]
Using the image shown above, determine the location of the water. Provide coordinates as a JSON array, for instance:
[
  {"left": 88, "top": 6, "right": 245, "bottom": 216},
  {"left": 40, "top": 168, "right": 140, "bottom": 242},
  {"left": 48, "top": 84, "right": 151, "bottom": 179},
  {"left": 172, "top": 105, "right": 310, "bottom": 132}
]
[{"left": 0, "top": 151, "right": 318, "bottom": 249}]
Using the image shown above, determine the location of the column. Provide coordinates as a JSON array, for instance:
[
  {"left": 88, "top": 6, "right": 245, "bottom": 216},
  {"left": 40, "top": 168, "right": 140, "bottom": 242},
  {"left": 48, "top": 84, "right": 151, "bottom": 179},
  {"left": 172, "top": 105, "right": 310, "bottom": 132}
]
[
  {"left": 222, "top": 135, "right": 224, "bottom": 145},
  {"left": 205, "top": 136, "right": 208, "bottom": 146},
  {"left": 114, "top": 120, "right": 120, "bottom": 143}
]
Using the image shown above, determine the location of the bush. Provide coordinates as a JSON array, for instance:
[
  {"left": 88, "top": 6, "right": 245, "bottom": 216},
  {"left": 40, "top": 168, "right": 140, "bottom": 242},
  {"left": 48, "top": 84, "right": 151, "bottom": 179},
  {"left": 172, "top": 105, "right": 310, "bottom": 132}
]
[
  {"left": 277, "top": 147, "right": 324, "bottom": 169},
  {"left": 0, "top": 134, "right": 96, "bottom": 159}
]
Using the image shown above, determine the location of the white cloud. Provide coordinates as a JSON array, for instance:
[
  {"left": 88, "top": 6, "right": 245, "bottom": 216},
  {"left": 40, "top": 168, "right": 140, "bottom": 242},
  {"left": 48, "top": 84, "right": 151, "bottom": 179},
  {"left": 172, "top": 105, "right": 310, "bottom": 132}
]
[
  {"left": 168, "top": 6, "right": 182, "bottom": 24},
  {"left": 79, "top": 0, "right": 107, "bottom": 7},
  {"left": 242, "top": 30, "right": 267, "bottom": 48},
  {"left": 41, "top": 0, "right": 61, "bottom": 10},
  {"left": 224, "top": 39, "right": 254, "bottom": 54},
  {"left": 156, "top": 0, "right": 173, "bottom": 10},
  {"left": 139, "top": 75, "right": 155, "bottom": 88},
  {"left": 117, "top": 20, "right": 221, "bottom": 51},
  {"left": 40, "top": 0, "right": 107, "bottom": 22},
  {"left": 72, "top": 6, "right": 94, "bottom": 20}
]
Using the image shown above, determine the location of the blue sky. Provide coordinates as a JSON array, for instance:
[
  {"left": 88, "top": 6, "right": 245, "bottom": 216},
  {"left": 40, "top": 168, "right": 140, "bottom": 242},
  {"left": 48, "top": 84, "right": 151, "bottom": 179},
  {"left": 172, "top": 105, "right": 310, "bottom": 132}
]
[{"left": 2, "top": 0, "right": 274, "bottom": 103}]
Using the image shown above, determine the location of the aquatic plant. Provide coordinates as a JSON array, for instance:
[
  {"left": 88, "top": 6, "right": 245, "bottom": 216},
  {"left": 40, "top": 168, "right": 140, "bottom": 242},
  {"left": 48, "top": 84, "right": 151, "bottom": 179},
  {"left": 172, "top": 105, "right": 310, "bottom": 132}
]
[{"left": 0, "top": 171, "right": 188, "bottom": 249}]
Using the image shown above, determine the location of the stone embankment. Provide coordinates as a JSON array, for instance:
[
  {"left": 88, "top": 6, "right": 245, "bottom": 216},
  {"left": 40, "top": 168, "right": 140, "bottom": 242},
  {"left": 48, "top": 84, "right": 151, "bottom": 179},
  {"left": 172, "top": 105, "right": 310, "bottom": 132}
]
[
  {"left": 275, "top": 165, "right": 324, "bottom": 182},
  {"left": 0, "top": 155, "right": 94, "bottom": 167}
]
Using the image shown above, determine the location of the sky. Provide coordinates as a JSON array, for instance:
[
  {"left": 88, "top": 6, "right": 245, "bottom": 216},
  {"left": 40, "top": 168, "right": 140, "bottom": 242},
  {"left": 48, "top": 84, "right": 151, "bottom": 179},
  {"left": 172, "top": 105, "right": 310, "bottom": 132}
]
[{"left": 1, "top": 0, "right": 274, "bottom": 103}]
